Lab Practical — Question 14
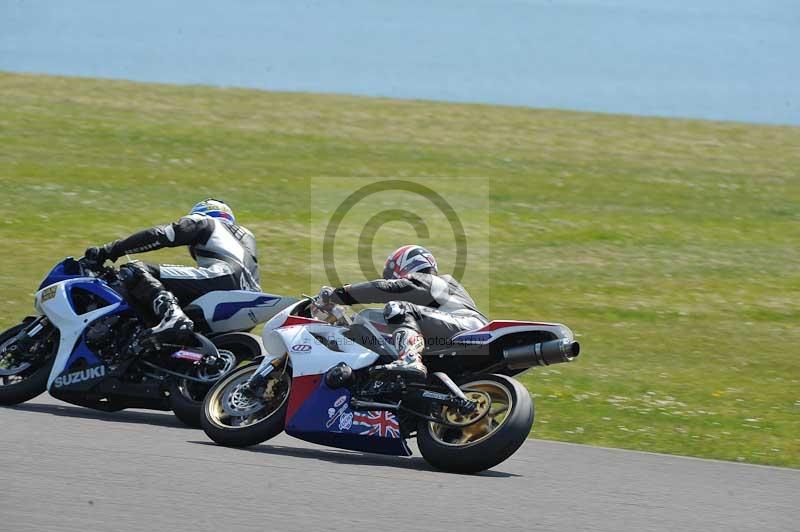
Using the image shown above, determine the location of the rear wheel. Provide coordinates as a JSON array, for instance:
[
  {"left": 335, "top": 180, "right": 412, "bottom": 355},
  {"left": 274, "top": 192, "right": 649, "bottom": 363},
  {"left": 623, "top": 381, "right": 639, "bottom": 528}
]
[
  {"left": 0, "top": 322, "right": 59, "bottom": 406},
  {"left": 168, "top": 348, "right": 238, "bottom": 428},
  {"left": 417, "top": 374, "right": 534, "bottom": 474},
  {"left": 201, "top": 362, "right": 291, "bottom": 447}
]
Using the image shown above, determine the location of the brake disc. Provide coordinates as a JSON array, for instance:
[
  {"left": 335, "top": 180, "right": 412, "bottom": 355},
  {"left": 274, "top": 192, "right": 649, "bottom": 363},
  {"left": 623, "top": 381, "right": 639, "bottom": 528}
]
[
  {"left": 221, "top": 379, "right": 265, "bottom": 417},
  {"left": 0, "top": 338, "right": 32, "bottom": 377},
  {"left": 195, "top": 349, "right": 237, "bottom": 383}
]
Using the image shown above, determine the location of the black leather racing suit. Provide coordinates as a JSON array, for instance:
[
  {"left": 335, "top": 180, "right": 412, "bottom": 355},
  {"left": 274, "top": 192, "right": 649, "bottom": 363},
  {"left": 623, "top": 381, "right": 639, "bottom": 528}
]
[
  {"left": 102, "top": 214, "right": 261, "bottom": 309},
  {"left": 330, "top": 273, "right": 488, "bottom": 349}
]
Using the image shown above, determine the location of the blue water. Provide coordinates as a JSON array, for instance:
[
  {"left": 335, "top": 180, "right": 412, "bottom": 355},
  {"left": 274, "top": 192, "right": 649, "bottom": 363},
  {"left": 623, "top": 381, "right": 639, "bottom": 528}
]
[{"left": 1, "top": 0, "right": 798, "bottom": 125}]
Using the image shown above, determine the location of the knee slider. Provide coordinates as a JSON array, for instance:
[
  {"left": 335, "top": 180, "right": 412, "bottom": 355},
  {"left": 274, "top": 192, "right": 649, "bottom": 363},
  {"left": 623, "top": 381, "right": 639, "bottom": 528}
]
[{"left": 393, "top": 327, "right": 425, "bottom": 359}]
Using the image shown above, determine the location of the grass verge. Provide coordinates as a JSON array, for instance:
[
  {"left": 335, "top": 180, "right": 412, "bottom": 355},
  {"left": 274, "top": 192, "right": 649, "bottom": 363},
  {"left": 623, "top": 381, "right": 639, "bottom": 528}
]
[{"left": 1, "top": 72, "right": 798, "bottom": 466}]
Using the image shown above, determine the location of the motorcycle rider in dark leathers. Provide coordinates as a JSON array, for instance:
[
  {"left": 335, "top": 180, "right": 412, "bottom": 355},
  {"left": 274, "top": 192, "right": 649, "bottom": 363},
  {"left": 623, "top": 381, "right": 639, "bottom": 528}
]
[
  {"left": 317, "top": 245, "right": 488, "bottom": 381},
  {"left": 85, "top": 199, "right": 260, "bottom": 343}
]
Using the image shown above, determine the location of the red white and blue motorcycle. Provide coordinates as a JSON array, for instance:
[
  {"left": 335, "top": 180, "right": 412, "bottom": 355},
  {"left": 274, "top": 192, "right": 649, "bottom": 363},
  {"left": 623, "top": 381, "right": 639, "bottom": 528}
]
[
  {"left": 201, "top": 296, "right": 580, "bottom": 473},
  {"left": 0, "top": 257, "right": 295, "bottom": 426}
]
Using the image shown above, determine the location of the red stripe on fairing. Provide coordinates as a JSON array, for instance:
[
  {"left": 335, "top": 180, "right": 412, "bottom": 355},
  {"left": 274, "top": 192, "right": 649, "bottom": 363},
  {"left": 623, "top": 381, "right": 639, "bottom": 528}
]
[
  {"left": 280, "top": 316, "right": 326, "bottom": 328},
  {"left": 285, "top": 375, "right": 322, "bottom": 424},
  {"left": 477, "top": 320, "right": 554, "bottom": 332}
]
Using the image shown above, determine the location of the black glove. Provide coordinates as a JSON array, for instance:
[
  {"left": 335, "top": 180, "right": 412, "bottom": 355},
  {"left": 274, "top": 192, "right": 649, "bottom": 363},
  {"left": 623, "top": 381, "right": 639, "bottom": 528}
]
[{"left": 84, "top": 245, "right": 113, "bottom": 265}]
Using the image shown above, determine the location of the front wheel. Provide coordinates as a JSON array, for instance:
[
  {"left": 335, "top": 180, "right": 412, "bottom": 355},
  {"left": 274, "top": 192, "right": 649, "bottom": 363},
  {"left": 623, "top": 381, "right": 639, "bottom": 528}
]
[
  {"left": 201, "top": 362, "right": 291, "bottom": 447},
  {"left": 417, "top": 374, "right": 534, "bottom": 474},
  {"left": 0, "top": 321, "right": 59, "bottom": 406}
]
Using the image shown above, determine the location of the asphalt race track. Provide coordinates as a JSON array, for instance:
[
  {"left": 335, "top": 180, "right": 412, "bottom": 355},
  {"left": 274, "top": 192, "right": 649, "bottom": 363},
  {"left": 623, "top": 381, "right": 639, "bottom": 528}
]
[{"left": 1, "top": 396, "right": 797, "bottom": 532}]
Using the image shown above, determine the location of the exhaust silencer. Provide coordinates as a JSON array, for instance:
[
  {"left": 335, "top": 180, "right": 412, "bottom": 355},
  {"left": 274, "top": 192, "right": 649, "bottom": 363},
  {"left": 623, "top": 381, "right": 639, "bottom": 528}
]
[{"left": 503, "top": 338, "right": 580, "bottom": 369}]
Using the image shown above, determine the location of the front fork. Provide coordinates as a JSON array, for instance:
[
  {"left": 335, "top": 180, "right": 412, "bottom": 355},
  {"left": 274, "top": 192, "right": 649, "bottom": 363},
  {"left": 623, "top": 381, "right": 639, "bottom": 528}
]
[
  {"left": 3, "top": 317, "right": 51, "bottom": 359},
  {"left": 246, "top": 352, "right": 288, "bottom": 389}
]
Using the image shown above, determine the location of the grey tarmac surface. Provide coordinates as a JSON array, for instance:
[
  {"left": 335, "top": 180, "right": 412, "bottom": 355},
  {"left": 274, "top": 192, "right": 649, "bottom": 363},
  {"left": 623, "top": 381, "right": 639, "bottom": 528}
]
[{"left": 1, "top": 395, "right": 798, "bottom": 532}]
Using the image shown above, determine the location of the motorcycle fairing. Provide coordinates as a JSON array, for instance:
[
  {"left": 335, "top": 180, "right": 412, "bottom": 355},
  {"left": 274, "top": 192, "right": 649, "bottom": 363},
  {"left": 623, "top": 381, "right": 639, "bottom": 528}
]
[
  {"left": 452, "top": 320, "right": 574, "bottom": 345},
  {"left": 188, "top": 291, "right": 297, "bottom": 334},
  {"left": 284, "top": 375, "right": 411, "bottom": 456},
  {"left": 49, "top": 339, "right": 107, "bottom": 392},
  {"left": 38, "top": 258, "right": 84, "bottom": 290},
  {"left": 266, "top": 324, "right": 379, "bottom": 377},
  {"left": 258, "top": 310, "right": 410, "bottom": 455},
  {"left": 36, "top": 277, "right": 128, "bottom": 390}
]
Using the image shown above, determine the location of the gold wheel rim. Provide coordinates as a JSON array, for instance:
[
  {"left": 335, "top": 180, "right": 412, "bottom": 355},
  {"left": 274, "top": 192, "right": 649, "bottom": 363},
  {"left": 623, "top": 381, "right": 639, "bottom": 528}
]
[
  {"left": 444, "top": 391, "right": 492, "bottom": 426},
  {"left": 428, "top": 380, "right": 514, "bottom": 447},
  {"left": 206, "top": 366, "right": 290, "bottom": 429}
]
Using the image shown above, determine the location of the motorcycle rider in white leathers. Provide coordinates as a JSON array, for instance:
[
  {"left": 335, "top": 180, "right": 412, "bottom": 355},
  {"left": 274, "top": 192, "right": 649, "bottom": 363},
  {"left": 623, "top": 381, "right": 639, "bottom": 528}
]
[{"left": 85, "top": 199, "right": 260, "bottom": 343}]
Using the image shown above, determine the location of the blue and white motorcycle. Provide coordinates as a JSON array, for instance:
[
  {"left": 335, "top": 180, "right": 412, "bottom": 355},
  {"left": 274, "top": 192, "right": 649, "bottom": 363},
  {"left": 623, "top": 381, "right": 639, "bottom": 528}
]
[{"left": 0, "top": 257, "right": 295, "bottom": 427}]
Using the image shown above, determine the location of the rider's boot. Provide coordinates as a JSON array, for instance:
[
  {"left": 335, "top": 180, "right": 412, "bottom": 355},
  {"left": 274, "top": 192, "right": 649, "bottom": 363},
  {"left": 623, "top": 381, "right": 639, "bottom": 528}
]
[
  {"left": 374, "top": 327, "right": 428, "bottom": 382},
  {"left": 143, "top": 291, "right": 194, "bottom": 344}
]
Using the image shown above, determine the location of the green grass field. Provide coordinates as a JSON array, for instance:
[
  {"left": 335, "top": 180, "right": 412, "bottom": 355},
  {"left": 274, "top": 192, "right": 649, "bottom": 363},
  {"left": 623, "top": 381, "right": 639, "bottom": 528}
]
[{"left": 1, "top": 72, "right": 798, "bottom": 467}]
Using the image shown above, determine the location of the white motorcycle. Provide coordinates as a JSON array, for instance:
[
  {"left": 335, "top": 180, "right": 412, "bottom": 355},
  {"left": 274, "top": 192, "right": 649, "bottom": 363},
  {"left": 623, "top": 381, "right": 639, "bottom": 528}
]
[
  {"left": 201, "top": 296, "right": 580, "bottom": 473},
  {"left": 0, "top": 256, "right": 295, "bottom": 427}
]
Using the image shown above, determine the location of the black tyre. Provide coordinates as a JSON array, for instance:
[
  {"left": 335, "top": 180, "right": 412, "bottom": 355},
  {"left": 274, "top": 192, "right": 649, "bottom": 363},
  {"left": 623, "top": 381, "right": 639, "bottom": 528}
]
[
  {"left": 417, "top": 374, "right": 534, "bottom": 474},
  {"left": 168, "top": 348, "right": 239, "bottom": 428},
  {"left": 168, "top": 379, "right": 205, "bottom": 428},
  {"left": 0, "top": 323, "right": 58, "bottom": 406},
  {"left": 201, "top": 362, "right": 291, "bottom": 447}
]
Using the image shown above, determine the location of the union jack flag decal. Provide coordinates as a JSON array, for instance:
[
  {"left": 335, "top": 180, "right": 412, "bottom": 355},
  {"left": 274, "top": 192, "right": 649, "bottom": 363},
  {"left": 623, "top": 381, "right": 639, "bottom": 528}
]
[{"left": 352, "top": 410, "right": 401, "bottom": 439}]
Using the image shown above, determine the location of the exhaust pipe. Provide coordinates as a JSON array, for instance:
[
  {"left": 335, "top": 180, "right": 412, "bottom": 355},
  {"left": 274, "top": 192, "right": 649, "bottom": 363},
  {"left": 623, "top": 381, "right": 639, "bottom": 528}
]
[{"left": 503, "top": 338, "right": 580, "bottom": 369}]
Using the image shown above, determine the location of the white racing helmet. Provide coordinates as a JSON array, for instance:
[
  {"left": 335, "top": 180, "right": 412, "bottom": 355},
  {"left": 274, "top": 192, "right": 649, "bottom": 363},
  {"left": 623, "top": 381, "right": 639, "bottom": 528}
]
[{"left": 382, "top": 245, "right": 438, "bottom": 279}]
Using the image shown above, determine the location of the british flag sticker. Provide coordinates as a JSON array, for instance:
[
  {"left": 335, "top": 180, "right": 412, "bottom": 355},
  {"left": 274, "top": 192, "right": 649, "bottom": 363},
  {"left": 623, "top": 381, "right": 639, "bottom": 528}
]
[{"left": 352, "top": 411, "right": 401, "bottom": 439}]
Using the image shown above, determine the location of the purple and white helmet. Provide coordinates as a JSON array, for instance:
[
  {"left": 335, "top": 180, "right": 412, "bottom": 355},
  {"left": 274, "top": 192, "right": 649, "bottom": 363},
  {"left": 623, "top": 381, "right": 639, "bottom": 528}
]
[{"left": 383, "top": 245, "right": 438, "bottom": 279}]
